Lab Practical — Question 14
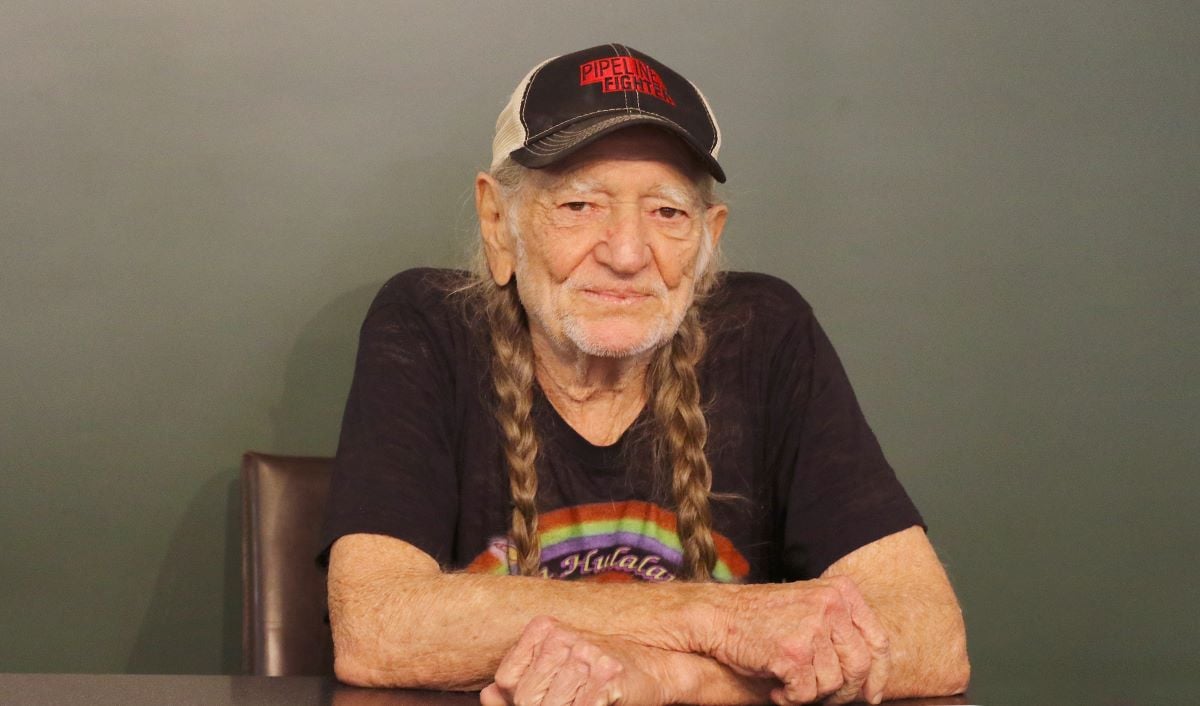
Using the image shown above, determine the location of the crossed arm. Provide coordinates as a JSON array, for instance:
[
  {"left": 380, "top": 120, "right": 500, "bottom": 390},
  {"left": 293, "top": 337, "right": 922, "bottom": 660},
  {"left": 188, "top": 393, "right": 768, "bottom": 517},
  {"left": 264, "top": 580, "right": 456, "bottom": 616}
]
[{"left": 327, "top": 525, "right": 969, "bottom": 705}]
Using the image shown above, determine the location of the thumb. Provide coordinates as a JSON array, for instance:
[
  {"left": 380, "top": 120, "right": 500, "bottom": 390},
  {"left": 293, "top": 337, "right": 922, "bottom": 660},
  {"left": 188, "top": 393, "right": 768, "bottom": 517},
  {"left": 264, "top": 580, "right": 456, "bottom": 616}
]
[{"left": 480, "top": 682, "right": 508, "bottom": 706}]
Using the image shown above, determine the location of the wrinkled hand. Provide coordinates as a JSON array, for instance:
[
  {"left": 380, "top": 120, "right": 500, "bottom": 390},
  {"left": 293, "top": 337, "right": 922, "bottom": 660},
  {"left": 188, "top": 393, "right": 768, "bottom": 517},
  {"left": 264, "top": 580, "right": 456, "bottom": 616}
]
[
  {"left": 480, "top": 617, "right": 670, "bottom": 706},
  {"left": 711, "top": 576, "right": 890, "bottom": 705}
]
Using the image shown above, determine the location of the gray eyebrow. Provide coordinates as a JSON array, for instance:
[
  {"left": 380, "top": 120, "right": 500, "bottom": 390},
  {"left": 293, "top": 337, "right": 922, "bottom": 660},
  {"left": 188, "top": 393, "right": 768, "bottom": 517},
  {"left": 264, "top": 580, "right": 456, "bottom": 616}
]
[
  {"left": 534, "top": 174, "right": 605, "bottom": 196},
  {"left": 561, "top": 177, "right": 606, "bottom": 195},
  {"left": 535, "top": 175, "right": 700, "bottom": 207},
  {"left": 648, "top": 184, "right": 701, "bottom": 207}
]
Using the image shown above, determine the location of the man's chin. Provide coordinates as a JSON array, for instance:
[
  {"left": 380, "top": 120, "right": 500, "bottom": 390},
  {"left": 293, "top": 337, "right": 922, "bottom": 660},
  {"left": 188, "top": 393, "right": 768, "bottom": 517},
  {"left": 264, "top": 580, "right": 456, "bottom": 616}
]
[{"left": 564, "top": 320, "right": 673, "bottom": 359}]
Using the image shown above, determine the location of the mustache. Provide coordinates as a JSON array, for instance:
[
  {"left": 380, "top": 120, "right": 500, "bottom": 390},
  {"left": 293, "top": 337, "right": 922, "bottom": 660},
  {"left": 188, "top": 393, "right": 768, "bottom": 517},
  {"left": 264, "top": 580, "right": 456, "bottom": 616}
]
[{"left": 565, "top": 280, "right": 668, "bottom": 298}]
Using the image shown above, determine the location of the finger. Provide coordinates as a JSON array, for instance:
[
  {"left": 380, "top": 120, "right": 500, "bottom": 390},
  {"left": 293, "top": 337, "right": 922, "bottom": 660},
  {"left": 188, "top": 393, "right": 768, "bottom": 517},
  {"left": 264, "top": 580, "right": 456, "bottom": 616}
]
[
  {"left": 575, "top": 682, "right": 620, "bottom": 706},
  {"left": 810, "top": 633, "right": 844, "bottom": 701},
  {"left": 573, "top": 654, "right": 623, "bottom": 706},
  {"left": 537, "top": 647, "right": 590, "bottom": 706},
  {"left": 850, "top": 603, "right": 890, "bottom": 703},
  {"left": 774, "top": 635, "right": 818, "bottom": 705},
  {"left": 823, "top": 595, "right": 871, "bottom": 704},
  {"left": 494, "top": 617, "right": 563, "bottom": 699},
  {"left": 511, "top": 631, "right": 577, "bottom": 706},
  {"left": 768, "top": 685, "right": 792, "bottom": 706},
  {"left": 480, "top": 683, "right": 509, "bottom": 706},
  {"left": 830, "top": 579, "right": 890, "bottom": 704},
  {"left": 823, "top": 624, "right": 869, "bottom": 704}
]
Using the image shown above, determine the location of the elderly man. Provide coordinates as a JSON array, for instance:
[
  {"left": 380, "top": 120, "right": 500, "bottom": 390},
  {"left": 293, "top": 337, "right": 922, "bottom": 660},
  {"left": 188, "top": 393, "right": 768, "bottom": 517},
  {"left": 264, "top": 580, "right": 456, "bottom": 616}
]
[{"left": 322, "top": 44, "right": 969, "bottom": 706}]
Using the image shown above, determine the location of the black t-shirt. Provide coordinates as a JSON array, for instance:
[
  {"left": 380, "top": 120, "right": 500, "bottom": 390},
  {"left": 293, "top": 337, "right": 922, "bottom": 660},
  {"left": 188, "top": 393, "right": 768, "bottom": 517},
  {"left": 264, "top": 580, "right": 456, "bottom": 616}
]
[{"left": 320, "top": 268, "right": 923, "bottom": 582}]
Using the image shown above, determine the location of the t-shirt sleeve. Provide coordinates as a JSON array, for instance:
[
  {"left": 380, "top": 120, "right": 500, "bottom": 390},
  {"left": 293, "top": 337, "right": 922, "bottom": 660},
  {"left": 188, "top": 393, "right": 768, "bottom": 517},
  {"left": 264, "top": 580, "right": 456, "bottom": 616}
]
[
  {"left": 768, "top": 295, "right": 924, "bottom": 580},
  {"left": 318, "top": 272, "right": 462, "bottom": 566}
]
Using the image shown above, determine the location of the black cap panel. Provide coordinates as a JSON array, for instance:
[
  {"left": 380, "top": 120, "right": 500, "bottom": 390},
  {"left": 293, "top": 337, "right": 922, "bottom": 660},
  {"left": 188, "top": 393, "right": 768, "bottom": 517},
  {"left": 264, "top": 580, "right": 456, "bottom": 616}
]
[{"left": 512, "top": 44, "right": 724, "bottom": 182}]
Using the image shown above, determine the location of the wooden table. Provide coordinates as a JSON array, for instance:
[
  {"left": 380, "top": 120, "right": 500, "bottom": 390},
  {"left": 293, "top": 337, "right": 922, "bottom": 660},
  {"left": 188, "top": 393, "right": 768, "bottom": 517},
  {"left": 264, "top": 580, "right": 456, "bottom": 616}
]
[{"left": 0, "top": 674, "right": 974, "bottom": 705}]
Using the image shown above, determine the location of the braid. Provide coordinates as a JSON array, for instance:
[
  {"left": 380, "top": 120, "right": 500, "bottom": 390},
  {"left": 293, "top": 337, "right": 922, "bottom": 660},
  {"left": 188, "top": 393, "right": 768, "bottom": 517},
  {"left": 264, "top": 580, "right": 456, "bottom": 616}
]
[
  {"left": 484, "top": 282, "right": 542, "bottom": 576},
  {"left": 648, "top": 305, "right": 718, "bottom": 581}
]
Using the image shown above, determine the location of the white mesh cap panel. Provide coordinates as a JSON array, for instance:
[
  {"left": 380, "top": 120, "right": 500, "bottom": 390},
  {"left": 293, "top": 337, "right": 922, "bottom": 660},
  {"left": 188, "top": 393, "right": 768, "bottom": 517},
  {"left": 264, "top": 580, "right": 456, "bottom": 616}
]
[{"left": 490, "top": 55, "right": 557, "bottom": 173}]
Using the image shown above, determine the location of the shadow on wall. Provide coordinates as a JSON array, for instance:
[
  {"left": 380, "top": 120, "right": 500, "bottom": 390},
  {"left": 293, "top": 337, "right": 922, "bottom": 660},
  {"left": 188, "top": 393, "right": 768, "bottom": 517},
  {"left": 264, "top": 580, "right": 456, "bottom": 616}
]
[
  {"left": 270, "top": 281, "right": 386, "bottom": 456},
  {"left": 267, "top": 143, "right": 481, "bottom": 456},
  {"left": 268, "top": 146, "right": 481, "bottom": 454},
  {"left": 122, "top": 144, "right": 473, "bottom": 673},
  {"left": 121, "top": 282, "right": 389, "bottom": 674},
  {"left": 123, "top": 284, "right": 383, "bottom": 674},
  {"left": 126, "top": 469, "right": 241, "bottom": 673}
]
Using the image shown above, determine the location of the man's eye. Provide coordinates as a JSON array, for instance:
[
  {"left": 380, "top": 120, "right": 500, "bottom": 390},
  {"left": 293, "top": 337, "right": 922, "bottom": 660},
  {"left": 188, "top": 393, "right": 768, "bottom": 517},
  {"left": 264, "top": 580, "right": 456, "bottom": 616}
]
[
  {"left": 656, "top": 207, "right": 685, "bottom": 219},
  {"left": 563, "top": 201, "right": 590, "bottom": 212}
]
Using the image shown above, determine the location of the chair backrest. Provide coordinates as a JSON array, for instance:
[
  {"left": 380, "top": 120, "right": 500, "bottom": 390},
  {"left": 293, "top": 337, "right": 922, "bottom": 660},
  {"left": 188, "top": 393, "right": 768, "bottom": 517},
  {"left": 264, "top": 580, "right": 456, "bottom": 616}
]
[{"left": 240, "top": 451, "right": 335, "bottom": 676}]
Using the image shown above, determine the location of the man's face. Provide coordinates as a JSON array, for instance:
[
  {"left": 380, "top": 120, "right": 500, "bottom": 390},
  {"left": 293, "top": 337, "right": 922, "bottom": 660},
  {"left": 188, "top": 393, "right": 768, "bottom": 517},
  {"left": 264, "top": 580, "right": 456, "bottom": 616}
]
[{"left": 507, "top": 127, "right": 726, "bottom": 359}]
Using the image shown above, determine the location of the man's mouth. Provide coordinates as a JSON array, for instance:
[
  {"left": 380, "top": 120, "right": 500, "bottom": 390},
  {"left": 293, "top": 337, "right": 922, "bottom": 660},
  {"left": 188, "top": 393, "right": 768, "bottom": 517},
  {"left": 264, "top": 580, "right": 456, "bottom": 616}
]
[{"left": 578, "top": 288, "right": 655, "bottom": 304}]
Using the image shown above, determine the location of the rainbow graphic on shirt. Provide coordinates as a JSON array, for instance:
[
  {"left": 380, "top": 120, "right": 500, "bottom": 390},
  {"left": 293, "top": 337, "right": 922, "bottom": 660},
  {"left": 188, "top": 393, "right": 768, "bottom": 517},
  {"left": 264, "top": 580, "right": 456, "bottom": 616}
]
[{"left": 466, "top": 500, "right": 749, "bottom": 583}]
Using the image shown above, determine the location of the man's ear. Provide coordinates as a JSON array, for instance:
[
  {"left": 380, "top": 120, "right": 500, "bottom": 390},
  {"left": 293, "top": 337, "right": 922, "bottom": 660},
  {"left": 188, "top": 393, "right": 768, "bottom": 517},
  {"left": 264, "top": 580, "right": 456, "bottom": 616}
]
[
  {"left": 705, "top": 203, "right": 728, "bottom": 251},
  {"left": 476, "top": 173, "right": 515, "bottom": 286}
]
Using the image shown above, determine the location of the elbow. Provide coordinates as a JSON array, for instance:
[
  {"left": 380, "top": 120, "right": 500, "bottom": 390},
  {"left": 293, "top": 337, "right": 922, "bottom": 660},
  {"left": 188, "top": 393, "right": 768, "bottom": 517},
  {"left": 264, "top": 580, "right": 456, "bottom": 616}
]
[
  {"left": 331, "top": 618, "right": 424, "bottom": 688},
  {"left": 332, "top": 625, "right": 477, "bottom": 691},
  {"left": 326, "top": 535, "right": 452, "bottom": 688},
  {"left": 909, "top": 636, "right": 970, "bottom": 698},
  {"left": 903, "top": 605, "right": 970, "bottom": 698},
  {"left": 943, "top": 651, "right": 971, "bottom": 696},
  {"left": 938, "top": 613, "right": 971, "bottom": 696},
  {"left": 328, "top": 582, "right": 407, "bottom": 687},
  {"left": 329, "top": 586, "right": 448, "bottom": 689},
  {"left": 330, "top": 611, "right": 400, "bottom": 687},
  {"left": 333, "top": 650, "right": 385, "bottom": 688}
]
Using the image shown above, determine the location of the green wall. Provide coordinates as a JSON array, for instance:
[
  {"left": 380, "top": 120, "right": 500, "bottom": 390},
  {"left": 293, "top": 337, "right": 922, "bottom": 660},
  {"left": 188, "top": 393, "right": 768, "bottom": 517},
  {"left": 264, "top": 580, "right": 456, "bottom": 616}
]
[{"left": 2, "top": 2, "right": 1196, "bottom": 703}]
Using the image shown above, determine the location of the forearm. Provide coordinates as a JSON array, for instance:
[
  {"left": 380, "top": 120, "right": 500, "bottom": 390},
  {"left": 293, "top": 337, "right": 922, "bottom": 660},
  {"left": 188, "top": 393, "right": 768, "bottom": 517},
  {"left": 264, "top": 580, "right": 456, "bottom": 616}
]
[
  {"left": 328, "top": 535, "right": 729, "bottom": 689},
  {"left": 822, "top": 527, "right": 971, "bottom": 700},
  {"left": 330, "top": 529, "right": 970, "bottom": 700}
]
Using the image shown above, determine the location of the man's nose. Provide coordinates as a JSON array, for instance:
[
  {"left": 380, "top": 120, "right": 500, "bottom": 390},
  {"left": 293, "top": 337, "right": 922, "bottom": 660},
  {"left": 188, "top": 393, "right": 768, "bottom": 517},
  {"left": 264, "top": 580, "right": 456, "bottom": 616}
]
[{"left": 593, "top": 204, "right": 652, "bottom": 273}]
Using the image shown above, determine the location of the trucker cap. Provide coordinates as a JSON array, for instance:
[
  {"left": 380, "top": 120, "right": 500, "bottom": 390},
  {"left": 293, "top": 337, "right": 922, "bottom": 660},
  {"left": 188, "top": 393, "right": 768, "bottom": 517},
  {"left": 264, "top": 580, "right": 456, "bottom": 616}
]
[{"left": 491, "top": 43, "right": 726, "bottom": 182}]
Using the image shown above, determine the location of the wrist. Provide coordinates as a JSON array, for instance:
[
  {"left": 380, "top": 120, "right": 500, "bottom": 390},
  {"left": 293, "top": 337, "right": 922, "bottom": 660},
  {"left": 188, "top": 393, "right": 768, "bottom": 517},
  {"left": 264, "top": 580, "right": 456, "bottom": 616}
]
[
  {"left": 657, "top": 650, "right": 778, "bottom": 706},
  {"left": 690, "top": 582, "right": 751, "bottom": 663},
  {"left": 678, "top": 584, "right": 729, "bottom": 656}
]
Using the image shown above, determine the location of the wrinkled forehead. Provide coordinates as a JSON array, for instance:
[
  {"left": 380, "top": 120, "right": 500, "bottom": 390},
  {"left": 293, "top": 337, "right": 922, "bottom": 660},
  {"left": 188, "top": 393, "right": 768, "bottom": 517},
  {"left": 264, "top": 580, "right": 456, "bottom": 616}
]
[{"left": 526, "top": 175, "right": 701, "bottom": 212}]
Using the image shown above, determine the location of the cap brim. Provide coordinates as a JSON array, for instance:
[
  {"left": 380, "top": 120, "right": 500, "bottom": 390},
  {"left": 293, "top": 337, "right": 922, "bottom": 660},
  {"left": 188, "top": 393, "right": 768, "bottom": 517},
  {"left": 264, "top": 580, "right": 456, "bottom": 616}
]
[{"left": 510, "top": 112, "right": 727, "bottom": 183}]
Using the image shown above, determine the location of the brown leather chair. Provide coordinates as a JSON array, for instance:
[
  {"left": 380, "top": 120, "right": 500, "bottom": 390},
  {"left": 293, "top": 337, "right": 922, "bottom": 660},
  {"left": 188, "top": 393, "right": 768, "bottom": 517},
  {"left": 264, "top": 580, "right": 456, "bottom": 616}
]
[{"left": 241, "top": 451, "right": 335, "bottom": 675}]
